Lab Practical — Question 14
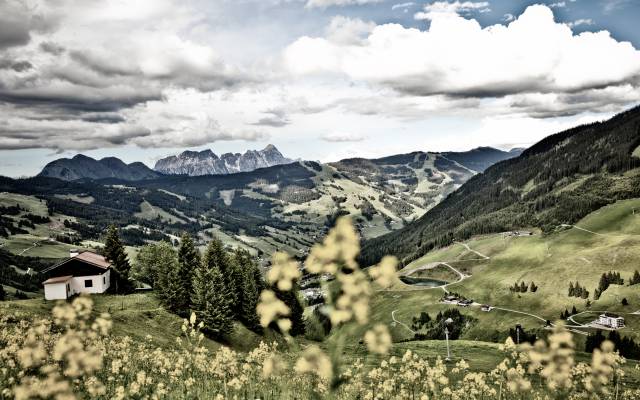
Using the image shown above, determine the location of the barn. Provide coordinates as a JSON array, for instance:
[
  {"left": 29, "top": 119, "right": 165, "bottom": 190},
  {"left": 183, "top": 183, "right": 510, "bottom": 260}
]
[{"left": 42, "top": 250, "right": 111, "bottom": 300}]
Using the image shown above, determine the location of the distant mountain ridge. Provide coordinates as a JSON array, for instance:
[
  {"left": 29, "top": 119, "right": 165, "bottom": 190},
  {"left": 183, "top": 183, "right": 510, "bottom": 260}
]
[
  {"left": 38, "top": 154, "right": 160, "bottom": 181},
  {"left": 153, "top": 144, "right": 293, "bottom": 176},
  {"left": 35, "top": 145, "right": 520, "bottom": 183},
  {"left": 360, "top": 106, "right": 640, "bottom": 267}
]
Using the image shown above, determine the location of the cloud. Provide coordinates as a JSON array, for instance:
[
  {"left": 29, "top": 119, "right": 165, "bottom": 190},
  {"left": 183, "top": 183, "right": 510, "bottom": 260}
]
[
  {"left": 568, "top": 18, "right": 594, "bottom": 28},
  {"left": 284, "top": 4, "right": 640, "bottom": 118},
  {"left": 251, "top": 109, "right": 291, "bottom": 127},
  {"left": 392, "top": 2, "right": 415, "bottom": 11},
  {"left": 325, "top": 16, "right": 376, "bottom": 45},
  {"left": 502, "top": 13, "right": 515, "bottom": 22},
  {"left": 0, "top": 0, "right": 264, "bottom": 151},
  {"left": 305, "top": 0, "right": 382, "bottom": 8},
  {"left": 321, "top": 131, "right": 367, "bottom": 142},
  {"left": 0, "top": 0, "right": 59, "bottom": 49},
  {"left": 548, "top": 2, "right": 566, "bottom": 8},
  {"left": 414, "top": 1, "right": 490, "bottom": 20}
]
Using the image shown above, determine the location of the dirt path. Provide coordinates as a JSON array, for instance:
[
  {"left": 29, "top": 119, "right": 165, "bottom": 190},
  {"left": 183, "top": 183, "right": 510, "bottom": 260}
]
[
  {"left": 18, "top": 242, "right": 39, "bottom": 256},
  {"left": 391, "top": 309, "right": 415, "bottom": 334},
  {"left": 455, "top": 241, "right": 490, "bottom": 260}
]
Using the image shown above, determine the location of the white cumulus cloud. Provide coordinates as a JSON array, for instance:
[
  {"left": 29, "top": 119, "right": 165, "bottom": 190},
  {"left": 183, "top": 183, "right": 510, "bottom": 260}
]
[
  {"left": 414, "top": 1, "right": 490, "bottom": 20},
  {"left": 284, "top": 4, "right": 640, "bottom": 115}
]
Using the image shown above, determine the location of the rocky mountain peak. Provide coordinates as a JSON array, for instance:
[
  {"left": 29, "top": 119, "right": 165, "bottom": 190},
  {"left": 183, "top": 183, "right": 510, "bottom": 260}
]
[{"left": 153, "top": 145, "right": 293, "bottom": 176}]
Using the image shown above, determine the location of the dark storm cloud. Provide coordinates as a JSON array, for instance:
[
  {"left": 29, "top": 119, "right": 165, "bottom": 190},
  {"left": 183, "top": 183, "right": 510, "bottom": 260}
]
[
  {"left": 0, "top": 58, "right": 33, "bottom": 71},
  {"left": 250, "top": 108, "right": 291, "bottom": 127},
  {"left": 0, "top": 0, "right": 60, "bottom": 49},
  {"left": 81, "top": 113, "right": 127, "bottom": 124},
  {"left": 39, "top": 41, "right": 65, "bottom": 55},
  {"left": 0, "top": 89, "right": 161, "bottom": 113}
]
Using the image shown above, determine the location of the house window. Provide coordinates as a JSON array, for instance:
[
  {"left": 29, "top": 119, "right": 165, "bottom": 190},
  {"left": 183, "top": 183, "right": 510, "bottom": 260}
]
[
  {"left": 103, "top": 276, "right": 106, "bottom": 285},
  {"left": 84, "top": 279, "right": 93, "bottom": 288}
]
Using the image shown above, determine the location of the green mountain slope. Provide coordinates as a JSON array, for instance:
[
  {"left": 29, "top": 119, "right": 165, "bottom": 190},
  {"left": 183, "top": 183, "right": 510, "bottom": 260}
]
[
  {"left": 1, "top": 148, "right": 518, "bottom": 259},
  {"left": 360, "top": 106, "right": 640, "bottom": 267}
]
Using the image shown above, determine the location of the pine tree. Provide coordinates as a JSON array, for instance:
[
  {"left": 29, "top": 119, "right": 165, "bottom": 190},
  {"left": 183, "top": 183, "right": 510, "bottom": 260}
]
[
  {"left": 0, "top": 284, "right": 6, "bottom": 301},
  {"left": 192, "top": 242, "right": 234, "bottom": 337},
  {"left": 622, "top": 298, "right": 629, "bottom": 306},
  {"left": 568, "top": 281, "right": 575, "bottom": 297},
  {"left": 234, "top": 249, "right": 261, "bottom": 331},
  {"left": 529, "top": 281, "right": 538, "bottom": 293},
  {"left": 274, "top": 284, "right": 305, "bottom": 336},
  {"left": 202, "top": 237, "right": 241, "bottom": 317},
  {"left": 171, "top": 233, "right": 200, "bottom": 314},
  {"left": 571, "top": 305, "right": 578, "bottom": 315},
  {"left": 520, "top": 281, "right": 527, "bottom": 293},
  {"left": 192, "top": 264, "right": 234, "bottom": 337},
  {"left": 103, "top": 225, "right": 133, "bottom": 293},
  {"left": 630, "top": 270, "right": 640, "bottom": 286}
]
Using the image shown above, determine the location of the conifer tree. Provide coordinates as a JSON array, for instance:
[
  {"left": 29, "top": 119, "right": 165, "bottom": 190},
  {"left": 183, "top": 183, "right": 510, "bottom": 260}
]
[
  {"left": 103, "top": 225, "right": 133, "bottom": 293},
  {"left": 568, "top": 282, "right": 575, "bottom": 297},
  {"left": 234, "top": 249, "right": 261, "bottom": 331},
  {"left": 630, "top": 270, "right": 640, "bottom": 286},
  {"left": 274, "top": 284, "right": 305, "bottom": 336},
  {"left": 0, "top": 284, "right": 5, "bottom": 301},
  {"left": 192, "top": 264, "right": 234, "bottom": 336},
  {"left": 170, "top": 233, "right": 200, "bottom": 314},
  {"left": 202, "top": 237, "right": 241, "bottom": 316},
  {"left": 192, "top": 241, "right": 234, "bottom": 336}
]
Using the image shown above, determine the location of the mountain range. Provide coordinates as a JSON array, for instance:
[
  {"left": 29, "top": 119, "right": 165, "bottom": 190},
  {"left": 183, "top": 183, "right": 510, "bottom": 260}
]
[
  {"left": 153, "top": 145, "right": 293, "bottom": 176},
  {"left": 11, "top": 146, "right": 523, "bottom": 257},
  {"left": 37, "top": 145, "right": 521, "bottom": 182},
  {"left": 360, "top": 105, "right": 640, "bottom": 267},
  {"left": 38, "top": 154, "right": 161, "bottom": 181}
]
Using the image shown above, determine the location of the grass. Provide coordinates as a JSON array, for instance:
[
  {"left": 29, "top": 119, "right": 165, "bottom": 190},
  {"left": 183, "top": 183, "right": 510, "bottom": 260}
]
[
  {"left": 0, "top": 293, "right": 263, "bottom": 352},
  {"left": 134, "top": 200, "right": 186, "bottom": 224},
  {"left": 2, "top": 234, "right": 86, "bottom": 259},
  {"left": 53, "top": 194, "right": 95, "bottom": 204},
  {"left": 358, "top": 198, "right": 640, "bottom": 348}
]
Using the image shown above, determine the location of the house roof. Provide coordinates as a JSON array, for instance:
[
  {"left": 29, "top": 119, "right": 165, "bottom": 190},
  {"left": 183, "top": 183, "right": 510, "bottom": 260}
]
[
  {"left": 42, "top": 251, "right": 111, "bottom": 274},
  {"left": 43, "top": 275, "right": 73, "bottom": 284},
  {"left": 601, "top": 312, "right": 622, "bottom": 319}
]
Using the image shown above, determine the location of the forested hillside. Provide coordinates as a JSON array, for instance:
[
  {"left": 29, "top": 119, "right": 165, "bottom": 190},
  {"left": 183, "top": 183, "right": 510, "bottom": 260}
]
[{"left": 360, "top": 106, "right": 640, "bottom": 266}]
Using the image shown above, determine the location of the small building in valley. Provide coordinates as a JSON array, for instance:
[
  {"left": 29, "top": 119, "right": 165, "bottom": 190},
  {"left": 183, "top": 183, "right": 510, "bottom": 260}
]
[
  {"left": 42, "top": 250, "right": 111, "bottom": 300},
  {"left": 597, "top": 313, "right": 625, "bottom": 329}
]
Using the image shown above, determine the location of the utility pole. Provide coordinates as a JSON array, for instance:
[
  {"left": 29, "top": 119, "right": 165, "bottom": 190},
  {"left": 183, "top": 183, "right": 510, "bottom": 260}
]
[
  {"left": 445, "top": 317, "right": 454, "bottom": 361},
  {"left": 516, "top": 324, "right": 521, "bottom": 345}
]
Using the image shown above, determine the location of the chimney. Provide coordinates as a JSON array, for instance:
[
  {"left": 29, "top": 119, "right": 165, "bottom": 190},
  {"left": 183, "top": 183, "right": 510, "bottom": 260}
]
[{"left": 69, "top": 249, "right": 79, "bottom": 258}]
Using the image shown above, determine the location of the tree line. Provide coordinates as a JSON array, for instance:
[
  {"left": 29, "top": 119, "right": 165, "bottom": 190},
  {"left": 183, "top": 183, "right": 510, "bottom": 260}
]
[{"left": 121, "top": 229, "right": 306, "bottom": 338}]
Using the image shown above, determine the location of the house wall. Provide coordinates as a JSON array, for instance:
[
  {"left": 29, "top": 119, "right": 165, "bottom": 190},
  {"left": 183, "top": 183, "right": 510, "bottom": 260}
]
[
  {"left": 44, "top": 282, "right": 69, "bottom": 300},
  {"left": 70, "top": 270, "right": 110, "bottom": 295}
]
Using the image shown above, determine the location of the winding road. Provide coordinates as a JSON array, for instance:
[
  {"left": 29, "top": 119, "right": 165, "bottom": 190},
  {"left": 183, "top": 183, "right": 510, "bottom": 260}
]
[{"left": 391, "top": 309, "right": 416, "bottom": 334}]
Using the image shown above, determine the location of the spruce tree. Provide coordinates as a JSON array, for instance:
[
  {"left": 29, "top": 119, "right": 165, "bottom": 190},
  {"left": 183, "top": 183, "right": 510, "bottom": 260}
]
[
  {"left": 234, "top": 249, "right": 261, "bottom": 330},
  {"left": 103, "top": 225, "right": 133, "bottom": 293},
  {"left": 274, "top": 284, "right": 305, "bottom": 336},
  {"left": 202, "top": 237, "right": 239, "bottom": 316},
  {"left": 173, "top": 233, "right": 200, "bottom": 314},
  {"left": 0, "top": 284, "right": 6, "bottom": 301},
  {"left": 192, "top": 243, "right": 234, "bottom": 337},
  {"left": 630, "top": 270, "right": 640, "bottom": 286}
]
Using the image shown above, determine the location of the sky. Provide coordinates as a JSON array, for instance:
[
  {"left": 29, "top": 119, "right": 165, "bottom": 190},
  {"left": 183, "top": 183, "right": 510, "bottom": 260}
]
[{"left": 0, "top": 0, "right": 639, "bottom": 177}]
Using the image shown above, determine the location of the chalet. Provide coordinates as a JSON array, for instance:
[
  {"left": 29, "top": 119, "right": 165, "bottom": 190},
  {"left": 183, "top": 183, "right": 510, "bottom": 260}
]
[
  {"left": 597, "top": 313, "right": 625, "bottom": 329},
  {"left": 457, "top": 299, "right": 473, "bottom": 307},
  {"left": 481, "top": 304, "right": 492, "bottom": 312},
  {"left": 42, "top": 250, "right": 111, "bottom": 300}
]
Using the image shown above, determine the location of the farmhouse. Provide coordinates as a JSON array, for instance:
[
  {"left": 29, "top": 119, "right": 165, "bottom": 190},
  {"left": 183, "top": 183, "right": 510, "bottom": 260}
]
[
  {"left": 42, "top": 250, "right": 111, "bottom": 300},
  {"left": 597, "top": 312, "right": 625, "bottom": 329}
]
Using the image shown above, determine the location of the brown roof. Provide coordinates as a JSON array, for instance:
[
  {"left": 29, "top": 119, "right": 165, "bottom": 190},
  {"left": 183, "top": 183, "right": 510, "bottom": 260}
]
[
  {"left": 41, "top": 251, "right": 111, "bottom": 275},
  {"left": 43, "top": 275, "right": 73, "bottom": 284},
  {"left": 74, "top": 251, "right": 110, "bottom": 269}
]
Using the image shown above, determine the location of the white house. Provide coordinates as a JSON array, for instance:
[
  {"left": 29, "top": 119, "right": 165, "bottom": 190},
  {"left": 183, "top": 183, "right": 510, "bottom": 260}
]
[
  {"left": 42, "top": 251, "right": 111, "bottom": 300},
  {"left": 597, "top": 313, "right": 625, "bottom": 329}
]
